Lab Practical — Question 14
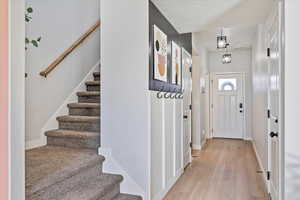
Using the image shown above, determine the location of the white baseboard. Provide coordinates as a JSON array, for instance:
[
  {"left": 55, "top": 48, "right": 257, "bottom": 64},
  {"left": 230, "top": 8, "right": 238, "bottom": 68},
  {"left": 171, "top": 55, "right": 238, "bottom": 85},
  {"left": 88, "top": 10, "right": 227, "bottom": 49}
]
[
  {"left": 25, "top": 137, "right": 46, "bottom": 150},
  {"left": 152, "top": 169, "right": 183, "bottom": 200},
  {"left": 192, "top": 144, "right": 202, "bottom": 150},
  {"left": 26, "top": 61, "right": 100, "bottom": 150},
  {"left": 98, "top": 147, "right": 146, "bottom": 199},
  {"left": 251, "top": 140, "right": 269, "bottom": 189}
]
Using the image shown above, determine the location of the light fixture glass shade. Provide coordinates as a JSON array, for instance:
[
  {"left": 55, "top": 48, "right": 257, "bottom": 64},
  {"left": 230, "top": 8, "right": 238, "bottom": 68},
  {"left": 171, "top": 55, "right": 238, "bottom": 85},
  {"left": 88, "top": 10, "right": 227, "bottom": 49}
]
[
  {"left": 217, "top": 35, "right": 227, "bottom": 49},
  {"left": 222, "top": 53, "right": 232, "bottom": 64}
]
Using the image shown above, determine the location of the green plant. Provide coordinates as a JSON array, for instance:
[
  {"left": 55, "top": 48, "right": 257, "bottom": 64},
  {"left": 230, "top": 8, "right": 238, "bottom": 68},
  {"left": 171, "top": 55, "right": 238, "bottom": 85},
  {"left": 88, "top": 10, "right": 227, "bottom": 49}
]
[{"left": 25, "top": 7, "right": 42, "bottom": 50}]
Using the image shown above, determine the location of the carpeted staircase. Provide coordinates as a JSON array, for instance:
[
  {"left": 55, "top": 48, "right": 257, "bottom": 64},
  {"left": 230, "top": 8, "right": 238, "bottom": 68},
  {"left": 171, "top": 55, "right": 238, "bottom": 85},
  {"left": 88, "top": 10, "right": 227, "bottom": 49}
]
[{"left": 26, "top": 72, "right": 142, "bottom": 200}]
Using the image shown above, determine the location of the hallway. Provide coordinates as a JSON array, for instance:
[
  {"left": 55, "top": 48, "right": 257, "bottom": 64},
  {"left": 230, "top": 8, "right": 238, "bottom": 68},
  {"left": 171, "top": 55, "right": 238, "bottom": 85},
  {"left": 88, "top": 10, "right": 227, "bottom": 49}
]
[{"left": 164, "top": 139, "right": 268, "bottom": 200}]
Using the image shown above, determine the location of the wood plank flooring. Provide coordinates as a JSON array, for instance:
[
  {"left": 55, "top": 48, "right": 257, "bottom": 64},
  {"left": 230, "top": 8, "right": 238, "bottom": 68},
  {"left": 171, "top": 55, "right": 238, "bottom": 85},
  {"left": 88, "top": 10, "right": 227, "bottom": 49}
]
[{"left": 164, "top": 139, "right": 268, "bottom": 200}]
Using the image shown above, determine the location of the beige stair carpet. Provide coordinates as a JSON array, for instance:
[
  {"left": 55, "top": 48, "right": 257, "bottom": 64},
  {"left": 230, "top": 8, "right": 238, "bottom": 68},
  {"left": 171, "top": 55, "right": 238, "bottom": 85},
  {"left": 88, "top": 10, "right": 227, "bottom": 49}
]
[{"left": 26, "top": 71, "right": 142, "bottom": 200}]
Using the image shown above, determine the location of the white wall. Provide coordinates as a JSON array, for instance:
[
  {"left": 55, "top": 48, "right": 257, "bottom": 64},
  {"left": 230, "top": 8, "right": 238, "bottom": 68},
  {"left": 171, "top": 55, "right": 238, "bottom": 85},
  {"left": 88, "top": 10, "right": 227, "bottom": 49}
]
[
  {"left": 251, "top": 24, "right": 269, "bottom": 175},
  {"left": 208, "top": 48, "right": 253, "bottom": 139},
  {"left": 192, "top": 51, "right": 209, "bottom": 149},
  {"left": 192, "top": 33, "right": 210, "bottom": 149},
  {"left": 285, "top": 1, "right": 300, "bottom": 199},
  {"left": 150, "top": 92, "right": 183, "bottom": 200},
  {"left": 25, "top": 0, "right": 100, "bottom": 147},
  {"left": 10, "top": 0, "right": 26, "bottom": 199},
  {"left": 100, "top": 0, "right": 150, "bottom": 199}
]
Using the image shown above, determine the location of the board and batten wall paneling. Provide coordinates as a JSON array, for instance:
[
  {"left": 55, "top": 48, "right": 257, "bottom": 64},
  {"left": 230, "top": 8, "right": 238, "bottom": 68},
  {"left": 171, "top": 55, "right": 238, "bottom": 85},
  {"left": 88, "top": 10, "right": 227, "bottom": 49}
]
[
  {"left": 175, "top": 98, "right": 183, "bottom": 174},
  {"left": 151, "top": 91, "right": 184, "bottom": 200},
  {"left": 165, "top": 97, "right": 175, "bottom": 186},
  {"left": 151, "top": 92, "right": 165, "bottom": 197}
]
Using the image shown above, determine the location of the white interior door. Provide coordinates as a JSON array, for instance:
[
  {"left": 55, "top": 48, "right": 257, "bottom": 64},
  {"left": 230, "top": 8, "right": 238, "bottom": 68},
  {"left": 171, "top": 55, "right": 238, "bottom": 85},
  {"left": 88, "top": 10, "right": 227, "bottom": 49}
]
[
  {"left": 267, "top": 10, "right": 280, "bottom": 200},
  {"left": 212, "top": 73, "right": 245, "bottom": 139},
  {"left": 182, "top": 48, "right": 192, "bottom": 168}
]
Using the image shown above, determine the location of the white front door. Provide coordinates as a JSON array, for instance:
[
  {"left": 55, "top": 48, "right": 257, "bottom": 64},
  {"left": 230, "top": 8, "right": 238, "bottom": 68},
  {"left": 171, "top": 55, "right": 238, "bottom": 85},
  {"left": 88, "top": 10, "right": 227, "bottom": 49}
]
[
  {"left": 182, "top": 48, "right": 192, "bottom": 168},
  {"left": 267, "top": 9, "right": 281, "bottom": 200},
  {"left": 212, "top": 73, "right": 245, "bottom": 139}
]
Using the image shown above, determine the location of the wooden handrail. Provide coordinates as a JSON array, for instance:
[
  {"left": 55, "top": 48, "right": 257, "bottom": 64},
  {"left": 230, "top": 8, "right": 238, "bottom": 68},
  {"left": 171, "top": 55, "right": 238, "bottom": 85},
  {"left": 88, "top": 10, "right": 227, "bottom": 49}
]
[{"left": 40, "top": 20, "right": 101, "bottom": 77}]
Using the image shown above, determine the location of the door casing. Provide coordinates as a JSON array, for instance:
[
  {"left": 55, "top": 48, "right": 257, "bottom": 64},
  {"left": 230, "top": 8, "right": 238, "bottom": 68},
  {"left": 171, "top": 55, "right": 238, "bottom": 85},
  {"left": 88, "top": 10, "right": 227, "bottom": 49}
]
[
  {"left": 266, "top": 2, "right": 284, "bottom": 199},
  {"left": 182, "top": 48, "right": 192, "bottom": 168},
  {"left": 209, "top": 72, "right": 246, "bottom": 140}
]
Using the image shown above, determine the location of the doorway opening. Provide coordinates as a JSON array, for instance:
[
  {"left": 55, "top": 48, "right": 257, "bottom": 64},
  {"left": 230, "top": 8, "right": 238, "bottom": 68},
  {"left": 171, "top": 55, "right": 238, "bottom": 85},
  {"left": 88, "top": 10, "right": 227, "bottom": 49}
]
[{"left": 211, "top": 72, "right": 245, "bottom": 139}]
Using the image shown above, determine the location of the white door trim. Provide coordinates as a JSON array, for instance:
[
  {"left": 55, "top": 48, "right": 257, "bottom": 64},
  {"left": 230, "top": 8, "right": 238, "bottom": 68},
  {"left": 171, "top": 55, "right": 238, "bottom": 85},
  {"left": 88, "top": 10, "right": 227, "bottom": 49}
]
[
  {"left": 278, "top": 1, "right": 285, "bottom": 200},
  {"left": 266, "top": 2, "right": 284, "bottom": 199},
  {"left": 209, "top": 72, "right": 246, "bottom": 140},
  {"left": 182, "top": 48, "right": 192, "bottom": 168}
]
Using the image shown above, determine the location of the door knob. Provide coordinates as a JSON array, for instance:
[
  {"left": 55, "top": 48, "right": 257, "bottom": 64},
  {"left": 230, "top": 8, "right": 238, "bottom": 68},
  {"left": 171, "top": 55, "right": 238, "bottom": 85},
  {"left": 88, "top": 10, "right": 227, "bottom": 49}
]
[
  {"left": 183, "top": 115, "right": 188, "bottom": 119},
  {"left": 270, "top": 132, "right": 279, "bottom": 138}
]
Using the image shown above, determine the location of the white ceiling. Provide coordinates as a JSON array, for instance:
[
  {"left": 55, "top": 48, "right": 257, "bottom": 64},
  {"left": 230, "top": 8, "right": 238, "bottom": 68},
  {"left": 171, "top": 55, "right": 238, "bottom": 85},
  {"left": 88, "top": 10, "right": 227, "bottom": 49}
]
[
  {"left": 193, "top": 25, "right": 257, "bottom": 52},
  {"left": 151, "top": 0, "right": 274, "bottom": 33}
]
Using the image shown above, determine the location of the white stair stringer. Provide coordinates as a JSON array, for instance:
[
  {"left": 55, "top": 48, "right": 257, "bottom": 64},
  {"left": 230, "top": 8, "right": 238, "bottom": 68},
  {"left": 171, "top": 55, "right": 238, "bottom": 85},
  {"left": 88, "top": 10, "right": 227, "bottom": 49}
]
[
  {"left": 98, "top": 147, "right": 146, "bottom": 200},
  {"left": 26, "top": 61, "right": 100, "bottom": 150}
]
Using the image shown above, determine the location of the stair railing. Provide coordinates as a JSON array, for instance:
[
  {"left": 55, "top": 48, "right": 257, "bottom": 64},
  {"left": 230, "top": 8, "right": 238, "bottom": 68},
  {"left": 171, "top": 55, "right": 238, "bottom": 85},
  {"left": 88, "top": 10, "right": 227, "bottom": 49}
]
[{"left": 39, "top": 20, "right": 101, "bottom": 78}]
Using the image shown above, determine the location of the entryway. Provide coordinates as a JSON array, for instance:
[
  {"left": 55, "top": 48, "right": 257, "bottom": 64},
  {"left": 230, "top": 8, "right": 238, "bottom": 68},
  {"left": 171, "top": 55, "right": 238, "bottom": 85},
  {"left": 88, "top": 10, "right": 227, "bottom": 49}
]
[{"left": 211, "top": 73, "right": 245, "bottom": 139}]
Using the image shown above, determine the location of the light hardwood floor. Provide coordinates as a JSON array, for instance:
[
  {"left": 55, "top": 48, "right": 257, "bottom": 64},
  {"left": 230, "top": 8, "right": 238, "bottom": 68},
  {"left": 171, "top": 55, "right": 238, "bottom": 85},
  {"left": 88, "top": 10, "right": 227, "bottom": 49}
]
[{"left": 164, "top": 139, "right": 268, "bottom": 200}]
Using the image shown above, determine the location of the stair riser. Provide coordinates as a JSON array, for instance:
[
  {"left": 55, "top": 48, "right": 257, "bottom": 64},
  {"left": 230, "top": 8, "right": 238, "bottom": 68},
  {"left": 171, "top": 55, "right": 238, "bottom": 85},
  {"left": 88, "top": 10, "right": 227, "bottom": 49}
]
[
  {"left": 59, "top": 122, "right": 100, "bottom": 132},
  {"left": 87, "top": 85, "right": 100, "bottom": 91},
  {"left": 94, "top": 76, "right": 100, "bottom": 81},
  {"left": 69, "top": 107, "right": 100, "bottom": 116},
  {"left": 78, "top": 96, "right": 100, "bottom": 103},
  {"left": 28, "top": 164, "right": 103, "bottom": 200},
  {"left": 47, "top": 136, "right": 100, "bottom": 149},
  {"left": 98, "top": 184, "right": 120, "bottom": 200}
]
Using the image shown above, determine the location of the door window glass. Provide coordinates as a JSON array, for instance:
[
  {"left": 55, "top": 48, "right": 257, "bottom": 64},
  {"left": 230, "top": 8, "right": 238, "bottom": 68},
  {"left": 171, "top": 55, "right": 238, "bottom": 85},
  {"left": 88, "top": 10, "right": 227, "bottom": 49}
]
[{"left": 218, "top": 78, "right": 237, "bottom": 91}]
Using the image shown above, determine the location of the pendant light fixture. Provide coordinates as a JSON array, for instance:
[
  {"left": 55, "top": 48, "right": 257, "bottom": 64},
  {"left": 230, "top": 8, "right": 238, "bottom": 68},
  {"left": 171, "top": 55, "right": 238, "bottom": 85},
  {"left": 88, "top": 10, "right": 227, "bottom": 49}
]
[
  {"left": 222, "top": 45, "right": 232, "bottom": 64},
  {"left": 222, "top": 53, "right": 232, "bottom": 64},
  {"left": 217, "top": 28, "right": 228, "bottom": 49}
]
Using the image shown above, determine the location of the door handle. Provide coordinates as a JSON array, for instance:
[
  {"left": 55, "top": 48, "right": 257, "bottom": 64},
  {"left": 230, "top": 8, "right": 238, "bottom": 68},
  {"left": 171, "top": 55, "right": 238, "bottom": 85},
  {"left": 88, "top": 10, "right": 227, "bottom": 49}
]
[
  {"left": 239, "top": 103, "right": 243, "bottom": 109},
  {"left": 183, "top": 115, "right": 188, "bottom": 119},
  {"left": 270, "top": 132, "right": 279, "bottom": 138}
]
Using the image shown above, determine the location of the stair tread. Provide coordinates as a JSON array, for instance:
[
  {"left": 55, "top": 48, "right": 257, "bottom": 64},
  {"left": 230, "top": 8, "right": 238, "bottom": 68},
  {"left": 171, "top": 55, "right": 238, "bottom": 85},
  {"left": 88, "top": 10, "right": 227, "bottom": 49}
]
[
  {"left": 77, "top": 91, "right": 100, "bottom": 96},
  {"left": 26, "top": 145, "right": 105, "bottom": 196},
  {"left": 114, "top": 194, "right": 143, "bottom": 200},
  {"left": 45, "top": 129, "right": 99, "bottom": 139},
  {"left": 57, "top": 115, "right": 100, "bottom": 122},
  {"left": 56, "top": 173, "right": 123, "bottom": 200},
  {"left": 85, "top": 80, "right": 100, "bottom": 86},
  {"left": 68, "top": 103, "right": 100, "bottom": 108}
]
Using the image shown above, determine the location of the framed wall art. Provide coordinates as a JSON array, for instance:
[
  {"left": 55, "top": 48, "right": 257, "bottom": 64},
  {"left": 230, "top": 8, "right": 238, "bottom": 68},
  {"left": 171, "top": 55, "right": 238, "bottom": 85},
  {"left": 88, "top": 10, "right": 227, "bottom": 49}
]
[
  {"left": 171, "top": 41, "right": 182, "bottom": 85},
  {"left": 153, "top": 25, "right": 168, "bottom": 82},
  {"left": 149, "top": 2, "right": 192, "bottom": 93}
]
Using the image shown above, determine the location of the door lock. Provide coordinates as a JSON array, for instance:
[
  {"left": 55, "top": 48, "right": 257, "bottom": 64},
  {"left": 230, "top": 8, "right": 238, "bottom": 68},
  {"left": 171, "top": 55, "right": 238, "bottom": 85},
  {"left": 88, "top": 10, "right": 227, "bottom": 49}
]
[
  {"left": 183, "top": 115, "right": 188, "bottom": 119},
  {"left": 270, "top": 132, "right": 279, "bottom": 138}
]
